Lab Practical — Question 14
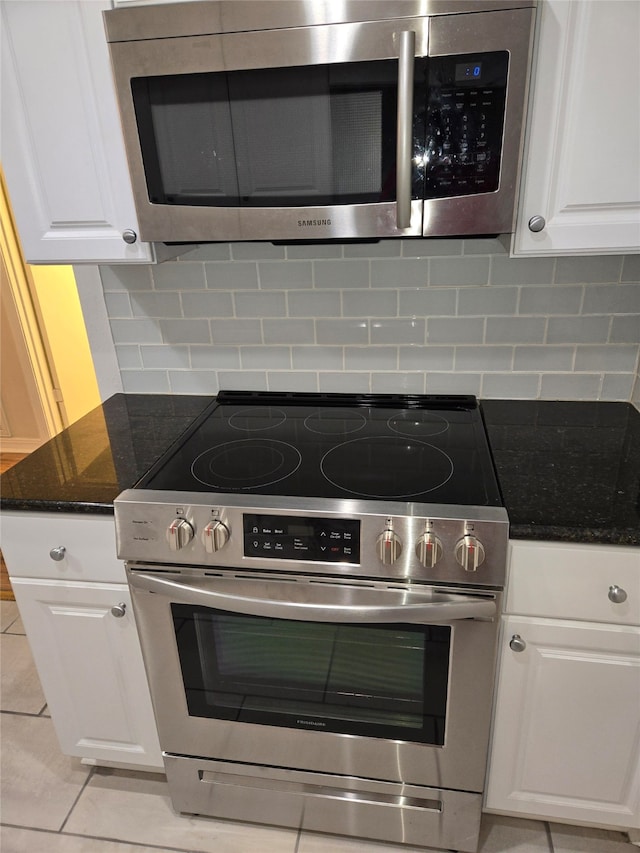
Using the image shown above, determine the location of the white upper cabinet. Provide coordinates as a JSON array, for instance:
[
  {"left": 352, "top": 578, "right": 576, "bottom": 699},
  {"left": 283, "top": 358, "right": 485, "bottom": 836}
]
[
  {"left": 1, "top": 1, "right": 156, "bottom": 264},
  {"left": 512, "top": 0, "right": 640, "bottom": 256}
]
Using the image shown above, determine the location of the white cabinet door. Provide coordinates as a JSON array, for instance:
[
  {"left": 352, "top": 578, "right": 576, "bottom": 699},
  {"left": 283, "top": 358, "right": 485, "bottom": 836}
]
[
  {"left": 512, "top": 0, "right": 640, "bottom": 256},
  {"left": 0, "top": 1, "right": 156, "bottom": 264},
  {"left": 11, "top": 578, "right": 163, "bottom": 770},
  {"left": 485, "top": 615, "right": 640, "bottom": 829}
]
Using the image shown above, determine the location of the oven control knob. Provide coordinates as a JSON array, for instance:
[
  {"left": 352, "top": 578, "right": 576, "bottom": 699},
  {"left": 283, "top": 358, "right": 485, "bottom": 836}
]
[
  {"left": 415, "top": 533, "right": 443, "bottom": 568},
  {"left": 202, "top": 520, "right": 230, "bottom": 553},
  {"left": 376, "top": 529, "right": 402, "bottom": 565},
  {"left": 455, "top": 535, "right": 485, "bottom": 572},
  {"left": 167, "top": 518, "right": 194, "bottom": 551}
]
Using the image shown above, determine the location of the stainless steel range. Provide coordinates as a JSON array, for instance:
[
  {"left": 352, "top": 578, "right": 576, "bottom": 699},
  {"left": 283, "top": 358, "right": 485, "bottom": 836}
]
[{"left": 114, "top": 391, "right": 508, "bottom": 852}]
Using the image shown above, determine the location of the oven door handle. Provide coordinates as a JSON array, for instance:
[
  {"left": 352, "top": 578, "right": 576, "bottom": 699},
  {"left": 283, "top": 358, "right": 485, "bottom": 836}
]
[{"left": 129, "top": 573, "right": 496, "bottom": 623}]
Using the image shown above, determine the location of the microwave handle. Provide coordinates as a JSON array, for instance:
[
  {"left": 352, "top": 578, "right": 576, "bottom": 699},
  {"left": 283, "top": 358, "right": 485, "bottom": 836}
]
[
  {"left": 129, "top": 572, "right": 496, "bottom": 624},
  {"left": 396, "top": 30, "right": 416, "bottom": 230}
]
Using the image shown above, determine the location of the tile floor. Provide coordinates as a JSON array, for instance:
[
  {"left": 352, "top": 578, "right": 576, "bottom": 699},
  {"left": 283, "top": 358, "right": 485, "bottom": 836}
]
[{"left": 1, "top": 598, "right": 637, "bottom": 853}]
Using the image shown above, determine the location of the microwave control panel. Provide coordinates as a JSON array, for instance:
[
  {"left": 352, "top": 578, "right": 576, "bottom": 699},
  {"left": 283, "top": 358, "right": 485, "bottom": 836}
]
[{"left": 423, "top": 51, "right": 509, "bottom": 199}]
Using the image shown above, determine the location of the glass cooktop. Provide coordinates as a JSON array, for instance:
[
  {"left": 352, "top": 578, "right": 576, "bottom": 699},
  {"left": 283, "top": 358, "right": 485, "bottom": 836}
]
[{"left": 138, "top": 391, "right": 503, "bottom": 507}]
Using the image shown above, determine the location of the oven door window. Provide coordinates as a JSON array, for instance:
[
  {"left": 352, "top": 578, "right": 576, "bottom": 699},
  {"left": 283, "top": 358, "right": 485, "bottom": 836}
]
[
  {"left": 172, "top": 605, "right": 449, "bottom": 745},
  {"left": 131, "top": 60, "right": 422, "bottom": 208}
]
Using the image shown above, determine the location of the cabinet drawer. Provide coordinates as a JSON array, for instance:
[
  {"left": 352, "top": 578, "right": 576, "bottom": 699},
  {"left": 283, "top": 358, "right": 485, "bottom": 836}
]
[
  {"left": 1, "top": 512, "right": 123, "bottom": 583},
  {"left": 506, "top": 541, "right": 640, "bottom": 626}
]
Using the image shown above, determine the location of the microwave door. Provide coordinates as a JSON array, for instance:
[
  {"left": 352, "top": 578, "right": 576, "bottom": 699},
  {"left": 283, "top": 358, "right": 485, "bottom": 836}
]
[
  {"left": 108, "top": 18, "right": 428, "bottom": 242},
  {"left": 225, "top": 57, "right": 423, "bottom": 241}
]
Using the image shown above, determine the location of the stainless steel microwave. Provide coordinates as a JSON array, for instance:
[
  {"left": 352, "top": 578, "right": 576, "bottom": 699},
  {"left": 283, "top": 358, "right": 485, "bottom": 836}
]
[{"left": 104, "top": 0, "right": 536, "bottom": 244}]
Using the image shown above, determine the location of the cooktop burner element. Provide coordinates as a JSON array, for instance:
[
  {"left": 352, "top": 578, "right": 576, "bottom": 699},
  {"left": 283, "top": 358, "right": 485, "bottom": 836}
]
[
  {"left": 388, "top": 410, "right": 449, "bottom": 437},
  {"left": 320, "top": 436, "right": 454, "bottom": 498},
  {"left": 304, "top": 409, "right": 367, "bottom": 435},
  {"left": 228, "top": 407, "right": 286, "bottom": 431},
  {"left": 139, "top": 391, "right": 502, "bottom": 507},
  {"left": 191, "top": 439, "right": 302, "bottom": 489}
]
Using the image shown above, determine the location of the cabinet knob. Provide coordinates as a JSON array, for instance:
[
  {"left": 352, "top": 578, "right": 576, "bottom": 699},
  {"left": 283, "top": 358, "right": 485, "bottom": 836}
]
[
  {"left": 122, "top": 229, "right": 138, "bottom": 244},
  {"left": 49, "top": 546, "right": 66, "bottom": 561},
  {"left": 509, "top": 634, "right": 527, "bottom": 653},
  {"left": 110, "top": 603, "right": 127, "bottom": 618},
  {"left": 608, "top": 585, "right": 628, "bottom": 604},
  {"left": 528, "top": 215, "right": 546, "bottom": 233}
]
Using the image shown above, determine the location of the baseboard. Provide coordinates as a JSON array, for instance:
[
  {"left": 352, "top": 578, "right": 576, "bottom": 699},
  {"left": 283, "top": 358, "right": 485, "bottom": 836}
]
[{"left": 0, "top": 437, "right": 45, "bottom": 454}]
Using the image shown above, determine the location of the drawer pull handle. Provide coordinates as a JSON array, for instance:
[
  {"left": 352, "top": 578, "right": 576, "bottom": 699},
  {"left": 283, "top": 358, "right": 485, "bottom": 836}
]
[
  {"left": 111, "top": 603, "right": 127, "bottom": 618},
  {"left": 49, "top": 546, "right": 66, "bottom": 561},
  {"left": 509, "top": 634, "right": 526, "bottom": 653},
  {"left": 608, "top": 585, "right": 628, "bottom": 604}
]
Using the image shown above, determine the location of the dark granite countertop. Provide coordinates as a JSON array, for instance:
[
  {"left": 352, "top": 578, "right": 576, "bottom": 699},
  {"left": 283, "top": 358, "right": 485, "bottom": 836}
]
[
  {"left": 482, "top": 400, "right": 640, "bottom": 546},
  {"left": 2, "top": 394, "right": 639, "bottom": 546},
  {"left": 1, "top": 394, "right": 212, "bottom": 514}
]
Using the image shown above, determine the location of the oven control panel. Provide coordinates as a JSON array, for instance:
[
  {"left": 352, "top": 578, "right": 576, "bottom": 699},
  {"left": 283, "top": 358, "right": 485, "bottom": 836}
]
[
  {"left": 114, "top": 491, "right": 509, "bottom": 587},
  {"left": 243, "top": 514, "right": 360, "bottom": 564}
]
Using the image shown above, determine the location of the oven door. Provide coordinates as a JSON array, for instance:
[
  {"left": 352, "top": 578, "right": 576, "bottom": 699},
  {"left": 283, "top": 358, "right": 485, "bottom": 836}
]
[{"left": 128, "top": 567, "right": 500, "bottom": 792}]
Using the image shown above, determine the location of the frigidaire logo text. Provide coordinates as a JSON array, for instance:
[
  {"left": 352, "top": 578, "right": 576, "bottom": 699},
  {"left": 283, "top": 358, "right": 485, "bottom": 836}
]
[
  {"left": 297, "top": 719, "right": 326, "bottom": 727},
  {"left": 297, "top": 219, "right": 332, "bottom": 227}
]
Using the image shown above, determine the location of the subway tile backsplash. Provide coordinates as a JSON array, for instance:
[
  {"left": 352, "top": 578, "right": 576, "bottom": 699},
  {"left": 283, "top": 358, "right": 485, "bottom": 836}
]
[{"left": 100, "top": 240, "right": 640, "bottom": 401}]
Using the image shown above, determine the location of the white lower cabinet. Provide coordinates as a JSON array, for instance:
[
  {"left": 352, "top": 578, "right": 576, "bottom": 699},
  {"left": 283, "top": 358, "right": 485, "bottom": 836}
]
[
  {"left": 11, "top": 578, "right": 162, "bottom": 770},
  {"left": 485, "top": 541, "right": 640, "bottom": 830},
  {"left": 2, "top": 512, "right": 163, "bottom": 770},
  {"left": 486, "top": 615, "right": 640, "bottom": 827}
]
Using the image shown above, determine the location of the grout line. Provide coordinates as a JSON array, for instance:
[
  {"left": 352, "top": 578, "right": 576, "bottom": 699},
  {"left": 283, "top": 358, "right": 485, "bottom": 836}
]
[
  {"left": 0, "top": 708, "right": 50, "bottom": 719},
  {"left": 58, "top": 765, "right": 96, "bottom": 833},
  {"left": 0, "top": 824, "right": 200, "bottom": 853},
  {"left": 294, "top": 825, "right": 303, "bottom": 853},
  {"left": 545, "top": 821, "right": 556, "bottom": 853}
]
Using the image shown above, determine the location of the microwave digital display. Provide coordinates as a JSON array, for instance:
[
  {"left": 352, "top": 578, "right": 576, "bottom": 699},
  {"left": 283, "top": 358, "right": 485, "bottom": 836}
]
[{"left": 455, "top": 62, "right": 482, "bottom": 82}]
